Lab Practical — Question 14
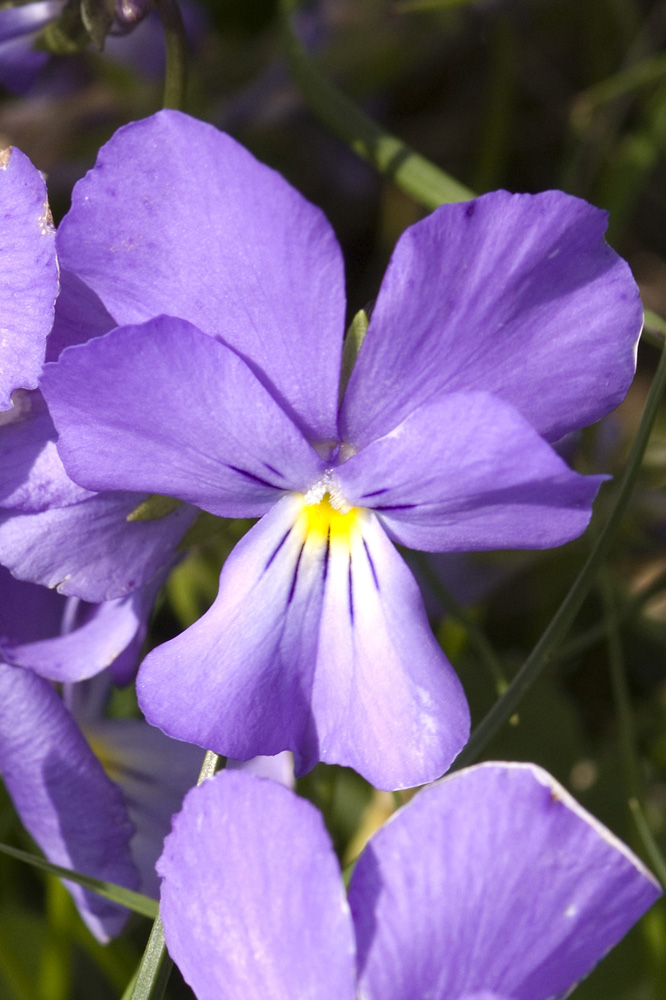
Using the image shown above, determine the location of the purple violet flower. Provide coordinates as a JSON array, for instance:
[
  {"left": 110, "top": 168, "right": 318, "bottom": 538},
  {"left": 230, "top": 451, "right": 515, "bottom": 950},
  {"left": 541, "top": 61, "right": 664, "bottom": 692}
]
[
  {"left": 39, "top": 110, "right": 642, "bottom": 788},
  {"left": 157, "top": 763, "right": 662, "bottom": 1000}
]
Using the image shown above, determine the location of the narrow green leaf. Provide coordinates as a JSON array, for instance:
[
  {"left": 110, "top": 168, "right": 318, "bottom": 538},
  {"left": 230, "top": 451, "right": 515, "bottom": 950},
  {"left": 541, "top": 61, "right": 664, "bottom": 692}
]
[
  {"left": 452, "top": 343, "right": 666, "bottom": 771},
  {"left": 0, "top": 843, "right": 157, "bottom": 919},
  {"left": 630, "top": 799, "right": 666, "bottom": 888},
  {"left": 339, "top": 309, "right": 369, "bottom": 401},
  {"left": 129, "top": 916, "right": 173, "bottom": 1000},
  {"left": 126, "top": 494, "right": 183, "bottom": 522}
]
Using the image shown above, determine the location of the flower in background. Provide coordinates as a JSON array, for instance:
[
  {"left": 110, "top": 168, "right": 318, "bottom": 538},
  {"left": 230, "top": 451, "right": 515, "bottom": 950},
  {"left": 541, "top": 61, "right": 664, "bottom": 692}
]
[
  {"left": 40, "top": 110, "right": 642, "bottom": 789},
  {"left": 0, "top": 0, "right": 204, "bottom": 95},
  {"left": 0, "top": 0, "right": 62, "bottom": 94},
  {"left": 0, "top": 562, "right": 151, "bottom": 941},
  {"left": 157, "top": 763, "right": 661, "bottom": 1000},
  {"left": 0, "top": 564, "right": 294, "bottom": 935}
]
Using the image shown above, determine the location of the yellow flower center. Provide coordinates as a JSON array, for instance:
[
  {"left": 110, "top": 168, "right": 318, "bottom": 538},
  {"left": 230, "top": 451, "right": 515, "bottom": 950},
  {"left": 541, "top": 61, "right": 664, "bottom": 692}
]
[{"left": 302, "top": 493, "right": 361, "bottom": 549}]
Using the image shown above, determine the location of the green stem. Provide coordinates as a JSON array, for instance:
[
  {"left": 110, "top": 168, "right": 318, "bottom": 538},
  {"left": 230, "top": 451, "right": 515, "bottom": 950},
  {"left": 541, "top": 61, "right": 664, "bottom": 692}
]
[
  {"left": 128, "top": 750, "right": 223, "bottom": 1000},
  {"left": 601, "top": 571, "right": 666, "bottom": 888},
  {"left": 629, "top": 799, "right": 666, "bottom": 888},
  {"left": 601, "top": 571, "right": 643, "bottom": 801},
  {"left": 153, "top": 0, "right": 187, "bottom": 111},
  {"left": 279, "top": 1, "right": 472, "bottom": 208},
  {"left": 557, "top": 566, "right": 666, "bottom": 662},
  {"left": 128, "top": 915, "right": 173, "bottom": 1000},
  {"left": 451, "top": 344, "right": 666, "bottom": 772}
]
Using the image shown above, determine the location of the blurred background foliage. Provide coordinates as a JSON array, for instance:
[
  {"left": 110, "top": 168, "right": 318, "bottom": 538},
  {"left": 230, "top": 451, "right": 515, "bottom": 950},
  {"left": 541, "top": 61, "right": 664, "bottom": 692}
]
[{"left": 1, "top": 0, "right": 666, "bottom": 997}]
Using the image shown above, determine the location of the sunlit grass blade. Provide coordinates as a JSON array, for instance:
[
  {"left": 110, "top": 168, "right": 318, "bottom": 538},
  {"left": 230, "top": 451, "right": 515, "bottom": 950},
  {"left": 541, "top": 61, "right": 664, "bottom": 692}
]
[
  {"left": 644, "top": 308, "right": 666, "bottom": 349},
  {"left": 279, "top": 0, "right": 473, "bottom": 209},
  {"left": 0, "top": 842, "right": 157, "bottom": 919}
]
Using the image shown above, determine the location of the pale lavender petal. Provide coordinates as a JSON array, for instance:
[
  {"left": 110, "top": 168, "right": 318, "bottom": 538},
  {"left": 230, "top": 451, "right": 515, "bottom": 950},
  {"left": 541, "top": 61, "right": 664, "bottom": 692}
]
[
  {"left": 458, "top": 995, "right": 513, "bottom": 1000},
  {"left": 350, "top": 762, "right": 661, "bottom": 1000},
  {"left": 0, "top": 390, "right": 91, "bottom": 512},
  {"left": 337, "top": 391, "right": 604, "bottom": 552},
  {"left": 0, "top": 1, "right": 63, "bottom": 42},
  {"left": 0, "top": 661, "right": 139, "bottom": 941},
  {"left": 340, "top": 191, "right": 642, "bottom": 448},
  {"left": 227, "top": 751, "right": 295, "bottom": 789},
  {"left": 56, "top": 110, "right": 345, "bottom": 440},
  {"left": 0, "top": 145, "right": 58, "bottom": 408},
  {"left": 138, "top": 496, "right": 326, "bottom": 771},
  {"left": 3, "top": 592, "right": 142, "bottom": 682},
  {"left": 138, "top": 494, "right": 469, "bottom": 789},
  {"left": 0, "top": 560, "right": 149, "bottom": 684},
  {"left": 42, "top": 318, "right": 325, "bottom": 516},
  {"left": 157, "top": 770, "right": 356, "bottom": 1000},
  {"left": 0, "top": 491, "right": 196, "bottom": 601}
]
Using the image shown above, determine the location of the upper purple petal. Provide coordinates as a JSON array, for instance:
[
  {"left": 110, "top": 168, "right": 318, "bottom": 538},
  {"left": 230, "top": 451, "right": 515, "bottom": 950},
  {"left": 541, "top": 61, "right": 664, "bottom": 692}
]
[
  {"left": 340, "top": 191, "right": 642, "bottom": 448},
  {"left": 56, "top": 110, "right": 346, "bottom": 441},
  {"left": 0, "top": 661, "right": 139, "bottom": 941},
  {"left": 337, "top": 391, "right": 604, "bottom": 552},
  {"left": 0, "top": 145, "right": 58, "bottom": 409},
  {"left": 41, "top": 317, "right": 325, "bottom": 516},
  {"left": 157, "top": 770, "right": 357, "bottom": 1000},
  {"left": 349, "top": 762, "right": 661, "bottom": 1000},
  {"left": 138, "top": 494, "right": 469, "bottom": 789}
]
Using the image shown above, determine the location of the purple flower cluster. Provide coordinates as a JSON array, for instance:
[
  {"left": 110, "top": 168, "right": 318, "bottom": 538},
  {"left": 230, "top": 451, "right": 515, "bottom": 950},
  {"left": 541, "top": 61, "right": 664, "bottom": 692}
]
[{"left": 0, "top": 107, "right": 660, "bottom": 991}]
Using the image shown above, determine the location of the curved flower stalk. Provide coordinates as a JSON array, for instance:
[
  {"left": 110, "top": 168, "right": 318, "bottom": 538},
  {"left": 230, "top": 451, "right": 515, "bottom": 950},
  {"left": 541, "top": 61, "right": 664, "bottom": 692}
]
[
  {"left": 40, "top": 110, "right": 642, "bottom": 788},
  {"left": 0, "top": 143, "right": 58, "bottom": 409},
  {"left": 157, "top": 763, "right": 662, "bottom": 1000}
]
